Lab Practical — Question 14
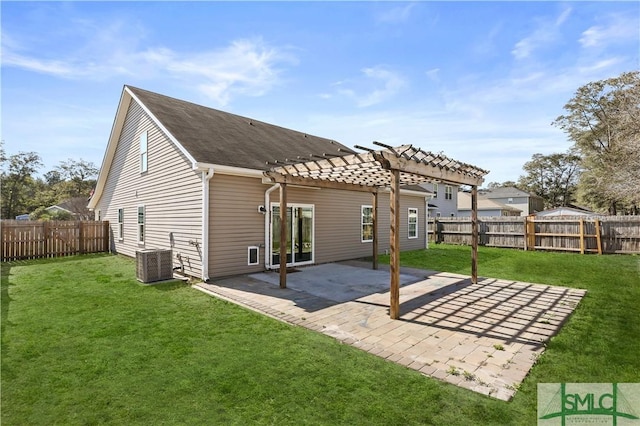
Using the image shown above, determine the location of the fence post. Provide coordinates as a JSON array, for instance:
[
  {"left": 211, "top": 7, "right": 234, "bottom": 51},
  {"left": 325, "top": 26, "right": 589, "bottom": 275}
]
[
  {"left": 525, "top": 215, "right": 536, "bottom": 251},
  {"left": 579, "top": 218, "right": 585, "bottom": 254},
  {"left": 43, "top": 221, "right": 50, "bottom": 258},
  {"left": 595, "top": 219, "right": 603, "bottom": 255},
  {"left": 79, "top": 221, "right": 85, "bottom": 254},
  {"left": 103, "top": 221, "right": 110, "bottom": 253}
]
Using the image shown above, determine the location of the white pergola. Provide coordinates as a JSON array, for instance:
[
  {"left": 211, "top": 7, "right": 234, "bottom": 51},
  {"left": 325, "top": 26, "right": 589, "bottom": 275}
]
[{"left": 263, "top": 142, "right": 489, "bottom": 319}]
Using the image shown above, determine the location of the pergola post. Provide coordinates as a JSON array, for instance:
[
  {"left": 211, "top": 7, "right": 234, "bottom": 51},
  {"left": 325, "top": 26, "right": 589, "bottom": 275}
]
[
  {"left": 372, "top": 191, "right": 378, "bottom": 270},
  {"left": 471, "top": 185, "right": 478, "bottom": 284},
  {"left": 279, "top": 183, "right": 288, "bottom": 288},
  {"left": 389, "top": 169, "right": 401, "bottom": 319}
]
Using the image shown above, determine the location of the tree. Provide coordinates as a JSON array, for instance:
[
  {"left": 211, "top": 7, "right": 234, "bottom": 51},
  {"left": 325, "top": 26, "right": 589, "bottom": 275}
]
[
  {"left": 55, "top": 158, "right": 98, "bottom": 198},
  {"left": 483, "top": 181, "right": 518, "bottom": 190},
  {"left": 29, "top": 206, "right": 73, "bottom": 221},
  {"left": 0, "top": 151, "right": 43, "bottom": 218},
  {"left": 517, "top": 152, "right": 581, "bottom": 209},
  {"left": 553, "top": 71, "right": 640, "bottom": 214}
]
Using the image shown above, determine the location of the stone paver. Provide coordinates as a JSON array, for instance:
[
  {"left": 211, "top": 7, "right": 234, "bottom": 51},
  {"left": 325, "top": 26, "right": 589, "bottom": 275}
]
[{"left": 194, "top": 262, "right": 586, "bottom": 401}]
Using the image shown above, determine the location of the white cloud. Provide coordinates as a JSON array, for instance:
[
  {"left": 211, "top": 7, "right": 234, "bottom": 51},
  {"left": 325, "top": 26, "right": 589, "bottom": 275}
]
[
  {"left": 512, "top": 6, "right": 572, "bottom": 60},
  {"left": 375, "top": 3, "right": 417, "bottom": 24},
  {"left": 142, "top": 39, "right": 296, "bottom": 106},
  {"left": 425, "top": 68, "right": 440, "bottom": 83},
  {"left": 580, "top": 13, "right": 639, "bottom": 48},
  {"left": 335, "top": 66, "right": 407, "bottom": 107},
  {"left": 1, "top": 22, "right": 296, "bottom": 106}
]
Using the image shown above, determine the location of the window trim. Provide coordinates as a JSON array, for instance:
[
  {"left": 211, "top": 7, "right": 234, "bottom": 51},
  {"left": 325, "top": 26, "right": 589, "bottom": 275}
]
[
  {"left": 433, "top": 183, "right": 438, "bottom": 198},
  {"left": 137, "top": 205, "right": 145, "bottom": 245},
  {"left": 408, "top": 207, "right": 418, "bottom": 239},
  {"left": 117, "top": 208, "right": 124, "bottom": 241},
  {"left": 445, "top": 185, "right": 453, "bottom": 200},
  {"left": 361, "top": 205, "right": 373, "bottom": 243},
  {"left": 140, "top": 131, "right": 148, "bottom": 173}
]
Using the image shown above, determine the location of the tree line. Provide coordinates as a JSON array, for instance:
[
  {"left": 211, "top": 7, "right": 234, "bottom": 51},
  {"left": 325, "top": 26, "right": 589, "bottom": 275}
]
[
  {"left": 485, "top": 71, "right": 639, "bottom": 215},
  {"left": 1, "top": 145, "right": 98, "bottom": 220}
]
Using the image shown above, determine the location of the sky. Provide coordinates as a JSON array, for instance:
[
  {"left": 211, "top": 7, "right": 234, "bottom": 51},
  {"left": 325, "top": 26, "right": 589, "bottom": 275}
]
[{"left": 2, "top": 1, "right": 639, "bottom": 185}]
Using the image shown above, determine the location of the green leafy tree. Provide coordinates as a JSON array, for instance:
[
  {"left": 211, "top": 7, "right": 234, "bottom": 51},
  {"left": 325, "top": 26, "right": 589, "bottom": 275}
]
[
  {"left": 55, "top": 158, "right": 98, "bottom": 198},
  {"left": 482, "top": 181, "right": 519, "bottom": 190},
  {"left": 29, "top": 206, "right": 73, "bottom": 221},
  {"left": 553, "top": 71, "right": 640, "bottom": 214},
  {"left": 517, "top": 152, "right": 581, "bottom": 209},
  {"left": 1, "top": 151, "right": 43, "bottom": 218}
]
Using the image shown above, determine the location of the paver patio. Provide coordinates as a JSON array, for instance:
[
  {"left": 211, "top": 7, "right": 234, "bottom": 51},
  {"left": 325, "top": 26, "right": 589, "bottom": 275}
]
[{"left": 194, "top": 262, "right": 586, "bottom": 401}]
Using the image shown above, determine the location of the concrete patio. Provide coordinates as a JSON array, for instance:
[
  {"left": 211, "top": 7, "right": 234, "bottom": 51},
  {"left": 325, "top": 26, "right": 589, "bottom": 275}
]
[{"left": 194, "top": 261, "right": 586, "bottom": 401}]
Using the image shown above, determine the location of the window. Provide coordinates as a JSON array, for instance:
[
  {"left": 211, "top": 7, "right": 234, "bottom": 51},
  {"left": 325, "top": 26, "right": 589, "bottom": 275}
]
[
  {"left": 408, "top": 208, "right": 418, "bottom": 239},
  {"left": 117, "top": 208, "right": 124, "bottom": 240},
  {"left": 445, "top": 186, "right": 453, "bottom": 200},
  {"left": 140, "top": 131, "right": 148, "bottom": 173},
  {"left": 361, "top": 205, "right": 373, "bottom": 242},
  {"left": 433, "top": 183, "right": 438, "bottom": 198},
  {"left": 137, "top": 206, "right": 145, "bottom": 244},
  {"left": 507, "top": 197, "right": 513, "bottom": 204}
]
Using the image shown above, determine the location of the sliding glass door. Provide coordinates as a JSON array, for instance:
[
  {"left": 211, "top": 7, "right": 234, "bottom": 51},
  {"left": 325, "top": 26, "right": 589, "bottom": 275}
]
[{"left": 271, "top": 204, "right": 314, "bottom": 266}]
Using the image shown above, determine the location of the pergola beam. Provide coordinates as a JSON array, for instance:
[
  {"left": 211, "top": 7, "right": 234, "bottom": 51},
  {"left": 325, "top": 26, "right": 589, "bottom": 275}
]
[
  {"left": 377, "top": 151, "right": 485, "bottom": 187},
  {"left": 372, "top": 191, "right": 378, "bottom": 270},
  {"left": 471, "top": 185, "right": 478, "bottom": 284},
  {"left": 389, "top": 169, "right": 401, "bottom": 319},
  {"left": 263, "top": 173, "right": 378, "bottom": 193}
]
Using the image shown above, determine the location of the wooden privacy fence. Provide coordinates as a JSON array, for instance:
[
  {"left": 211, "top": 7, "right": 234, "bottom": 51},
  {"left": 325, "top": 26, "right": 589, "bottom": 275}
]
[
  {"left": 1, "top": 220, "right": 110, "bottom": 261},
  {"left": 429, "top": 216, "right": 640, "bottom": 254}
]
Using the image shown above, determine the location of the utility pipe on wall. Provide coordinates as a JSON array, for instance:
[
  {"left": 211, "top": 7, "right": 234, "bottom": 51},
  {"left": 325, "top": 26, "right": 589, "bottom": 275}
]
[{"left": 194, "top": 163, "right": 215, "bottom": 282}]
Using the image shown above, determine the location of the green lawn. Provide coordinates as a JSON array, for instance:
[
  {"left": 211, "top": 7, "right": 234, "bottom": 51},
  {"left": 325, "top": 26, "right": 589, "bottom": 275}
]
[{"left": 1, "top": 247, "right": 638, "bottom": 425}]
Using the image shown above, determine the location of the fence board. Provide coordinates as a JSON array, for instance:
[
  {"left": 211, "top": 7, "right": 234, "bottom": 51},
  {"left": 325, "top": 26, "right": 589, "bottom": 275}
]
[
  {"left": 1, "top": 220, "right": 110, "bottom": 261},
  {"left": 428, "top": 216, "right": 640, "bottom": 254}
]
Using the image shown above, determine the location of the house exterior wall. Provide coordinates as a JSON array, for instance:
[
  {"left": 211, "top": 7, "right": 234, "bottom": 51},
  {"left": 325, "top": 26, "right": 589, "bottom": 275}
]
[
  {"left": 488, "top": 196, "right": 529, "bottom": 216},
  {"left": 207, "top": 174, "right": 427, "bottom": 279},
  {"left": 94, "top": 100, "right": 204, "bottom": 278},
  {"left": 483, "top": 194, "right": 544, "bottom": 216},
  {"left": 422, "top": 183, "right": 458, "bottom": 217}
]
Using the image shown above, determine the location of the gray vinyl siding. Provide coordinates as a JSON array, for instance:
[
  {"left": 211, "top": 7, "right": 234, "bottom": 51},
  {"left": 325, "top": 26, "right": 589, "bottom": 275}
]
[
  {"left": 94, "top": 100, "right": 204, "bottom": 278},
  {"left": 207, "top": 175, "right": 427, "bottom": 278}
]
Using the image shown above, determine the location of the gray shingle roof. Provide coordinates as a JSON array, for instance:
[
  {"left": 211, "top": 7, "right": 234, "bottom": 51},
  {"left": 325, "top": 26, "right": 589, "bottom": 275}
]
[
  {"left": 481, "top": 186, "right": 541, "bottom": 198},
  {"left": 128, "top": 86, "right": 355, "bottom": 171}
]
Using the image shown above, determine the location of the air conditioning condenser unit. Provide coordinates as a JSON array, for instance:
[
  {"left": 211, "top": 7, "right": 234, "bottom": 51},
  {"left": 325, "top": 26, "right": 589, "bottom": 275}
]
[{"left": 136, "top": 249, "right": 173, "bottom": 283}]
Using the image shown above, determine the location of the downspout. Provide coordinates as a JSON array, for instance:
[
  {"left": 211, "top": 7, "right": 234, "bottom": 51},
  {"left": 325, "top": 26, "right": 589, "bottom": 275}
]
[
  {"left": 264, "top": 183, "right": 280, "bottom": 269},
  {"left": 199, "top": 166, "right": 215, "bottom": 282}
]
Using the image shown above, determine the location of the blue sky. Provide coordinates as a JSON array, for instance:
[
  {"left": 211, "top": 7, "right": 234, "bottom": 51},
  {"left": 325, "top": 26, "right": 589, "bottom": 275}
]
[{"left": 2, "top": 1, "right": 638, "bottom": 184}]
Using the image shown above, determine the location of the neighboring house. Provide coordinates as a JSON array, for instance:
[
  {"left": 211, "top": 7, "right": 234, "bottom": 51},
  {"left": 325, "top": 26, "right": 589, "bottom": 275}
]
[
  {"left": 88, "top": 86, "right": 432, "bottom": 281},
  {"left": 479, "top": 186, "right": 543, "bottom": 216},
  {"left": 420, "top": 182, "right": 458, "bottom": 217},
  {"left": 46, "top": 197, "right": 93, "bottom": 220},
  {"left": 534, "top": 206, "right": 596, "bottom": 217},
  {"left": 15, "top": 214, "right": 30, "bottom": 220},
  {"left": 457, "top": 192, "right": 522, "bottom": 217}
]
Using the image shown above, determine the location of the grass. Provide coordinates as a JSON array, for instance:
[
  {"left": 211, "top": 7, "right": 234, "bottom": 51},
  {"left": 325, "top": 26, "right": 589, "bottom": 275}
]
[{"left": 2, "top": 247, "right": 639, "bottom": 425}]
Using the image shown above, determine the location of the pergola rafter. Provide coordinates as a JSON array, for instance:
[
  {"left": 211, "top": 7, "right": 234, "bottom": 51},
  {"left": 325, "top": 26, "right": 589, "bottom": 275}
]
[{"left": 263, "top": 143, "right": 489, "bottom": 319}]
